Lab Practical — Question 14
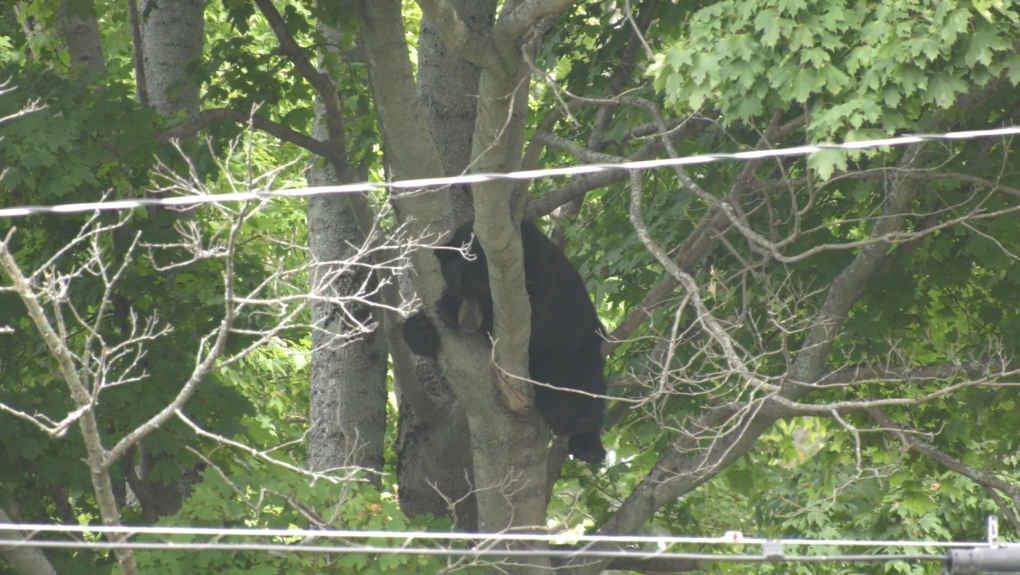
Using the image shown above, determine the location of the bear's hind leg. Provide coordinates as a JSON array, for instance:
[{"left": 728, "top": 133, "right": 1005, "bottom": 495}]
[
  {"left": 535, "top": 384, "right": 604, "bottom": 437},
  {"left": 568, "top": 430, "right": 606, "bottom": 465}
]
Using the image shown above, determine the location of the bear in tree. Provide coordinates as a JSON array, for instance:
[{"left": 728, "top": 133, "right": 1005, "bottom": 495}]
[{"left": 402, "top": 220, "right": 607, "bottom": 465}]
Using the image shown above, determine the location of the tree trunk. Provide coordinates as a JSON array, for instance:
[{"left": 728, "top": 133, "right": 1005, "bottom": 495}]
[
  {"left": 139, "top": 0, "right": 204, "bottom": 116},
  {"left": 388, "top": 0, "right": 499, "bottom": 531},
  {"left": 394, "top": 364, "right": 477, "bottom": 529},
  {"left": 127, "top": 0, "right": 207, "bottom": 519},
  {"left": 454, "top": 6, "right": 553, "bottom": 545},
  {"left": 305, "top": 191, "right": 388, "bottom": 476},
  {"left": 416, "top": 0, "right": 496, "bottom": 224},
  {"left": 0, "top": 507, "right": 57, "bottom": 575},
  {"left": 304, "top": 17, "right": 389, "bottom": 478},
  {"left": 58, "top": 0, "right": 106, "bottom": 76},
  {"left": 361, "top": 1, "right": 574, "bottom": 550}
]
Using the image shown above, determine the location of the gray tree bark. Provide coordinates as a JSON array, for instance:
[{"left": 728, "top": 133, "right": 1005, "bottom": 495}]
[
  {"left": 58, "top": 0, "right": 106, "bottom": 76},
  {"left": 304, "top": 15, "right": 389, "bottom": 480},
  {"left": 353, "top": 0, "right": 472, "bottom": 525},
  {"left": 416, "top": 0, "right": 496, "bottom": 224},
  {"left": 394, "top": 364, "right": 477, "bottom": 529},
  {"left": 361, "top": 6, "right": 583, "bottom": 571},
  {"left": 359, "top": 1, "right": 583, "bottom": 553},
  {"left": 0, "top": 507, "right": 57, "bottom": 575},
  {"left": 388, "top": 0, "right": 500, "bottom": 531},
  {"left": 412, "top": 1, "right": 580, "bottom": 547},
  {"left": 305, "top": 190, "right": 388, "bottom": 476},
  {"left": 140, "top": 0, "right": 204, "bottom": 116},
  {"left": 305, "top": 26, "right": 385, "bottom": 473}
]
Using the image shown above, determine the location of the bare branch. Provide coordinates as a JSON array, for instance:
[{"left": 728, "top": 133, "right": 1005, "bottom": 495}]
[
  {"left": 176, "top": 411, "right": 371, "bottom": 484},
  {"left": 627, "top": 171, "right": 772, "bottom": 393},
  {"left": 0, "top": 225, "right": 138, "bottom": 575},
  {"left": 0, "top": 229, "right": 93, "bottom": 417},
  {"left": 869, "top": 405, "right": 1020, "bottom": 529}
]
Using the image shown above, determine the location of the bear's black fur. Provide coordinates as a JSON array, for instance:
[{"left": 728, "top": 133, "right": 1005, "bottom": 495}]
[{"left": 402, "top": 220, "right": 607, "bottom": 464}]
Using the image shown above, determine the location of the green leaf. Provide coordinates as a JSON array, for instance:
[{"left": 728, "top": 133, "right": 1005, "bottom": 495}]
[
  {"left": 789, "top": 26, "right": 815, "bottom": 51},
  {"left": 724, "top": 33, "right": 759, "bottom": 62},
  {"left": 726, "top": 467, "right": 755, "bottom": 495},
  {"left": 927, "top": 71, "right": 968, "bottom": 107},
  {"left": 939, "top": 9, "right": 972, "bottom": 45},
  {"left": 971, "top": 0, "right": 999, "bottom": 22},
  {"left": 965, "top": 21, "right": 1008, "bottom": 67},
  {"left": 686, "top": 82, "right": 711, "bottom": 111},
  {"left": 754, "top": 8, "right": 782, "bottom": 47},
  {"left": 808, "top": 148, "right": 848, "bottom": 181},
  {"left": 791, "top": 66, "right": 817, "bottom": 102},
  {"left": 819, "top": 63, "right": 851, "bottom": 95},
  {"left": 1006, "top": 54, "right": 1020, "bottom": 85},
  {"left": 776, "top": 0, "right": 808, "bottom": 16},
  {"left": 731, "top": 59, "right": 765, "bottom": 89},
  {"left": 801, "top": 47, "right": 830, "bottom": 68},
  {"left": 845, "top": 46, "right": 874, "bottom": 76},
  {"left": 882, "top": 85, "right": 902, "bottom": 108},
  {"left": 902, "top": 491, "right": 937, "bottom": 515},
  {"left": 893, "top": 63, "right": 929, "bottom": 96},
  {"left": 732, "top": 91, "right": 763, "bottom": 120},
  {"left": 663, "top": 45, "right": 690, "bottom": 72}
]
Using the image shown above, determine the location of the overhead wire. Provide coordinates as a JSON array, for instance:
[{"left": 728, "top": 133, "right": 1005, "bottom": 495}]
[
  {"left": 0, "top": 540, "right": 949, "bottom": 563},
  {"left": 0, "top": 523, "right": 1008, "bottom": 564},
  {"left": 0, "top": 125, "right": 1018, "bottom": 219},
  {"left": 0, "top": 522, "right": 991, "bottom": 545}
]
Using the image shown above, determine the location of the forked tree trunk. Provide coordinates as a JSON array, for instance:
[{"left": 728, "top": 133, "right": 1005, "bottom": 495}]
[{"left": 391, "top": 0, "right": 498, "bottom": 531}]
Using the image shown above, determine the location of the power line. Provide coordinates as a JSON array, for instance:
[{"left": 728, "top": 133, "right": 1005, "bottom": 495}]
[
  {"left": 5, "top": 523, "right": 1018, "bottom": 569},
  {"left": 1, "top": 125, "right": 1017, "bottom": 219},
  {"left": 0, "top": 520, "right": 1013, "bottom": 571},
  {"left": 0, "top": 540, "right": 949, "bottom": 563},
  {"left": 0, "top": 523, "right": 998, "bottom": 547},
  {"left": 0, "top": 523, "right": 976, "bottom": 563}
]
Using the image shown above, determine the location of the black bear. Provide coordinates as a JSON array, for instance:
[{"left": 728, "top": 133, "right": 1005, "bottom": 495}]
[{"left": 402, "top": 220, "right": 607, "bottom": 464}]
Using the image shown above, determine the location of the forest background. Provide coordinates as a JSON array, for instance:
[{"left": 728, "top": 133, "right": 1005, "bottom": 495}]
[{"left": 2, "top": 0, "right": 1020, "bottom": 574}]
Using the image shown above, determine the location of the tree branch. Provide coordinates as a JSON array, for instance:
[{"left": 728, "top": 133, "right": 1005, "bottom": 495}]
[
  {"left": 773, "top": 371, "right": 1019, "bottom": 416},
  {"left": 253, "top": 0, "right": 356, "bottom": 182},
  {"left": 415, "top": 0, "right": 504, "bottom": 69},
  {"left": 0, "top": 227, "right": 138, "bottom": 575},
  {"left": 868, "top": 405, "right": 1020, "bottom": 531},
  {"left": 819, "top": 360, "right": 1004, "bottom": 387},
  {"left": 157, "top": 108, "right": 333, "bottom": 157},
  {"left": 604, "top": 113, "right": 801, "bottom": 354},
  {"left": 105, "top": 208, "right": 242, "bottom": 464},
  {"left": 576, "top": 143, "right": 931, "bottom": 575},
  {"left": 523, "top": 115, "right": 715, "bottom": 220},
  {"left": 496, "top": 0, "right": 576, "bottom": 41}
]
